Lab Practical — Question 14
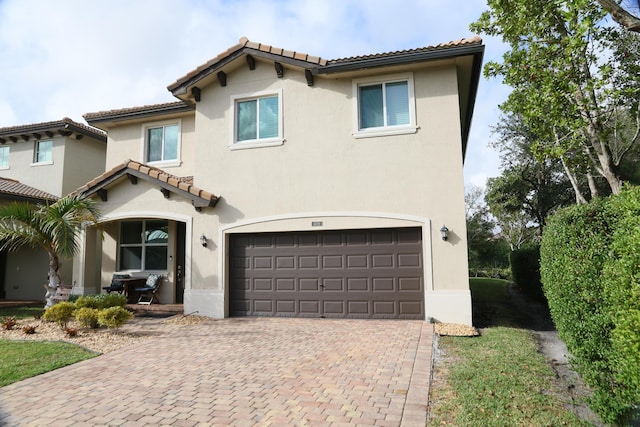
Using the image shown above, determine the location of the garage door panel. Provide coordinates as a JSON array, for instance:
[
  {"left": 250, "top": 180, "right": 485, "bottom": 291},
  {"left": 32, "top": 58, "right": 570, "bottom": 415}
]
[
  {"left": 322, "top": 255, "right": 343, "bottom": 268},
  {"left": 348, "top": 278, "right": 369, "bottom": 291},
  {"left": 347, "top": 254, "right": 368, "bottom": 268},
  {"left": 299, "top": 278, "right": 319, "bottom": 291},
  {"left": 299, "top": 300, "right": 320, "bottom": 314},
  {"left": 276, "top": 256, "right": 295, "bottom": 269},
  {"left": 229, "top": 228, "right": 424, "bottom": 319}
]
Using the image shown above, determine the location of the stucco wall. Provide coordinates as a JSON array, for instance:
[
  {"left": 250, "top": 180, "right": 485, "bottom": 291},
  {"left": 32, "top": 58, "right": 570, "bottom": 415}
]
[
  {"left": 104, "top": 113, "right": 195, "bottom": 178},
  {"left": 193, "top": 59, "right": 469, "bottom": 295},
  {"left": 61, "top": 138, "right": 106, "bottom": 195}
]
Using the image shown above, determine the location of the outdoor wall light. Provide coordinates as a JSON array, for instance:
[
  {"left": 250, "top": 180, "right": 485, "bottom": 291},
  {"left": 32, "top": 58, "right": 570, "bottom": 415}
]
[
  {"left": 200, "top": 233, "right": 208, "bottom": 247},
  {"left": 440, "top": 225, "right": 449, "bottom": 241}
]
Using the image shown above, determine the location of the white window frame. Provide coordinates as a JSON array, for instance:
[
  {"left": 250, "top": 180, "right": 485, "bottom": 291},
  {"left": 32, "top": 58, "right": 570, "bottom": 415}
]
[
  {"left": 230, "top": 89, "right": 284, "bottom": 150},
  {"left": 352, "top": 72, "right": 417, "bottom": 139},
  {"left": 0, "top": 146, "right": 9, "bottom": 170},
  {"left": 142, "top": 119, "right": 182, "bottom": 167},
  {"left": 118, "top": 219, "right": 169, "bottom": 272},
  {"left": 31, "top": 139, "right": 53, "bottom": 166}
]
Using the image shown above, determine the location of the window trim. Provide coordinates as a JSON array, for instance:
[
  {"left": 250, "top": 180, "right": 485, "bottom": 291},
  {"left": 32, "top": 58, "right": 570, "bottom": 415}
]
[
  {"left": 352, "top": 72, "right": 417, "bottom": 139},
  {"left": 31, "top": 139, "right": 53, "bottom": 166},
  {"left": 142, "top": 119, "right": 182, "bottom": 167},
  {"left": 117, "top": 219, "right": 169, "bottom": 272},
  {"left": 230, "top": 89, "right": 284, "bottom": 150},
  {"left": 0, "top": 146, "right": 9, "bottom": 170}
]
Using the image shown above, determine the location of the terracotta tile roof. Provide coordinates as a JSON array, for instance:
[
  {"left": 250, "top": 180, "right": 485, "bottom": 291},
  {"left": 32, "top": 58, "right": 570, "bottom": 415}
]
[
  {"left": 83, "top": 101, "right": 194, "bottom": 124},
  {"left": 0, "top": 117, "right": 106, "bottom": 142},
  {"left": 167, "top": 37, "right": 328, "bottom": 93},
  {"left": 326, "top": 36, "right": 483, "bottom": 64},
  {"left": 167, "top": 36, "right": 483, "bottom": 95},
  {"left": 77, "top": 160, "right": 218, "bottom": 209},
  {"left": 0, "top": 178, "right": 58, "bottom": 202}
]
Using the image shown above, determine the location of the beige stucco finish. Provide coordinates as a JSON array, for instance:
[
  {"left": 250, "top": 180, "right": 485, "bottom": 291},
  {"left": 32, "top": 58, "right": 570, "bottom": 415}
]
[{"left": 79, "top": 54, "right": 475, "bottom": 325}]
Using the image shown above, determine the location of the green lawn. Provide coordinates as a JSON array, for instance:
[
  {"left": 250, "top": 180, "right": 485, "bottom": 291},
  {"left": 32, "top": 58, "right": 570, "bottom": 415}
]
[
  {"left": 0, "top": 340, "right": 96, "bottom": 387},
  {"left": 0, "top": 305, "right": 96, "bottom": 387},
  {"left": 428, "top": 278, "right": 590, "bottom": 426}
]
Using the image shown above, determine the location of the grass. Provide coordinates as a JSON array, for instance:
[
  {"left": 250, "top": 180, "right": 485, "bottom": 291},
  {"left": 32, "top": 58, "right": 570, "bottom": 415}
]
[
  {"left": 0, "top": 304, "right": 97, "bottom": 387},
  {"left": 0, "top": 340, "right": 96, "bottom": 387},
  {"left": 0, "top": 304, "right": 45, "bottom": 320},
  {"left": 428, "top": 278, "right": 590, "bottom": 426}
]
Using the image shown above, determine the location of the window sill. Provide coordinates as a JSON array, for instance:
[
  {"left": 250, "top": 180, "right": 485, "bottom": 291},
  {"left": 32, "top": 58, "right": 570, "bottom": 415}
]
[
  {"left": 352, "top": 126, "right": 418, "bottom": 139},
  {"left": 147, "top": 159, "right": 181, "bottom": 168},
  {"left": 30, "top": 161, "right": 53, "bottom": 167},
  {"left": 0, "top": 166, "right": 9, "bottom": 171},
  {"left": 229, "top": 139, "right": 284, "bottom": 151}
]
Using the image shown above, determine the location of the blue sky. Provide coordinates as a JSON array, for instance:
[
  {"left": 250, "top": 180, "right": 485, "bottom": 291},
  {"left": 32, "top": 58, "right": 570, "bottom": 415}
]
[{"left": 0, "top": 0, "right": 509, "bottom": 189}]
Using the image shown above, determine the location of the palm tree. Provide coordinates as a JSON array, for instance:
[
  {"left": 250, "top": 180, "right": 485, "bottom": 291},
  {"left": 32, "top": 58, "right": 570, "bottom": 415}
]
[{"left": 0, "top": 194, "right": 100, "bottom": 307}]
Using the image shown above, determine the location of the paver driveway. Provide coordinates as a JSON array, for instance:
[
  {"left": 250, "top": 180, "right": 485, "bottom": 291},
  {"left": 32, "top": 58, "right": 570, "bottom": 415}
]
[{"left": 0, "top": 318, "right": 433, "bottom": 426}]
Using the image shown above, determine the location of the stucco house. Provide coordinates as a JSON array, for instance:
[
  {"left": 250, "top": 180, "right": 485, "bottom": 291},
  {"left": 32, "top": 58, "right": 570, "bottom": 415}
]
[
  {"left": 75, "top": 37, "right": 484, "bottom": 324},
  {"left": 0, "top": 118, "right": 106, "bottom": 299}
]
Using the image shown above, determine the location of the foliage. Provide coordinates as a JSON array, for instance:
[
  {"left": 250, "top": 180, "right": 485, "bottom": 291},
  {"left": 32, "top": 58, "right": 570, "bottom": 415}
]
[
  {"left": 509, "top": 246, "right": 544, "bottom": 302},
  {"left": 486, "top": 113, "right": 575, "bottom": 239},
  {"left": 74, "top": 307, "right": 100, "bottom": 329},
  {"left": 97, "top": 306, "right": 133, "bottom": 329},
  {"left": 471, "top": 1, "right": 640, "bottom": 197},
  {"left": 1, "top": 316, "right": 17, "bottom": 330},
  {"left": 22, "top": 325, "right": 36, "bottom": 335},
  {"left": 43, "top": 302, "right": 76, "bottom": 329},
  {"left": 465, "top": 186, "right": 509, "bottom": 271},
  {"left": 75, "top": 294, "right": 127, "bottom": 310},
  {"left": 540, "top": 186, "right": 640, "bottom": 423},
  {"left": 0, "top": 340, "right": 96, "bottom": 387},
  {"left": 0, "top": 194, "right": 100, "bottom": 306},
  {"left": 428, "top": 278, "right": 588, "bottom": 426}
]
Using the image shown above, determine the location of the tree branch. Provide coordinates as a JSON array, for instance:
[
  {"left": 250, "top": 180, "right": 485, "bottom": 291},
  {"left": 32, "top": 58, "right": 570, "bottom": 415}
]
[{"left": 595, "top": 0, "right": 640, "bottom": 32}]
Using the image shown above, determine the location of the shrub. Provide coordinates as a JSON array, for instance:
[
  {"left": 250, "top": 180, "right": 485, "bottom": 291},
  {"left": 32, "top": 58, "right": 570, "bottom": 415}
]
[
  {"left": 540, "top": 186, "right": 640, "bottom": 423},
  {"left": 1, "top": 316, "right": 17, "bottom": 330},
  {"left": 97, "top": 306, "right": 133, "bottom": 329},
  {"left": 509, "top": 246, "right": 544, "bottom": 301},
  {"left": 100, "top": 293, "right": 127, "bottom": 308},
  {"left": 22, "top": 325, "right": 36, "bottom": 335},
  {"left": 43, "top": 302, "right": 76, "bottom": 329},
  {"left": 74, "top": 307, "right": 100, "bottom": 329},
  {"left": 75, "top": 294, "right": 127, "bottom": 310},
  {"left": 74, "top": 295, "right": 102, "bottom": 310}
]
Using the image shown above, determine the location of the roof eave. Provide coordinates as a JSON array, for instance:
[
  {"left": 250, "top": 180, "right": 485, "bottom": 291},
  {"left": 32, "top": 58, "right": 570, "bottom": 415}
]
[
  {"left": 461, "top": 46, "right": 485, "bottom": 162},
  {"left": 84, "top": 103, "right": 195, "bottom": 126},
  {"left": 318, "top": 44, "right": 485, "bottom": 75}
]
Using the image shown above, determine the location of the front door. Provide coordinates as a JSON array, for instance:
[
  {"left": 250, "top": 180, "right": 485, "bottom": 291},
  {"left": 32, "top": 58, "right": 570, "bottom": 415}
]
[{"left": 175, "top": 222, "right": 186, "bottom": 304}]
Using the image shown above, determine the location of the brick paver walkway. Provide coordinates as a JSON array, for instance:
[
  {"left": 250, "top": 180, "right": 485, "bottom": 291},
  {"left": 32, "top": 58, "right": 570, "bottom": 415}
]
[{"left": 0, "top": 318, "right": 433, "bottom": 426}]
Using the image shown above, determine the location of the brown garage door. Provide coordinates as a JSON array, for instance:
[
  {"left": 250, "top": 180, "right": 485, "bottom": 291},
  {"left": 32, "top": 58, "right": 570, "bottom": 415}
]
[{"left": 229, "top": 227, "right": 424, "bottom": 319}]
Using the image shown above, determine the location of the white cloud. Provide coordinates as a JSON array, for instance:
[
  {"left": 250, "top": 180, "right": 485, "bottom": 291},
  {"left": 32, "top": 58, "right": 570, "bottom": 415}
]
[{"left": 0, "top": 0, "right": 508, "bottom": 183}]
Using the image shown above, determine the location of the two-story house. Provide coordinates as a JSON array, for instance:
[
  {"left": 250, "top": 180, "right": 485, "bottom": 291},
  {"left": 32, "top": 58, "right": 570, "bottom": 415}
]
[
  {"left": 77, "top": 37, "right": 484, "bottom": 324},
  {"left": 0, "top": 118, "right": 106, "bottom": 300}
]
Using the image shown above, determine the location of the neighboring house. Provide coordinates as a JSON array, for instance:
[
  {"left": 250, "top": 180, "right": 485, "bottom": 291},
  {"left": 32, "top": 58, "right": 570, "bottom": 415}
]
[
  {"left": 0, "top": 118, "right": 106, "bottom": 300},
  {"left": 77, "top": 37, "right": 484, "bottom": 324}
]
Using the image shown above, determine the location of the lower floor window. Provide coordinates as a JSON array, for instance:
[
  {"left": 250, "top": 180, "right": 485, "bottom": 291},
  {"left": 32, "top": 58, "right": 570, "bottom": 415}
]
[{"left": 119, "top": 219, "right": 168, "bottom": 271}]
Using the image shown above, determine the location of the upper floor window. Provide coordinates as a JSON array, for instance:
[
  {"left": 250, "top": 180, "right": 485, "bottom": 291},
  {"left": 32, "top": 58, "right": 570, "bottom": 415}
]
[
  {"left": 119, "top": 219, "right": 168, "bottom": 271},
  {"left": 352, "top": 73, "right": 417, "bottom": 138},
  {"left": 0, "top": 146, "right": 9, "bottom": 169},
  {"left": 231, "top": 89, "right": 283, "bottom": 149},
  {"left": 145, "top": 122, "right": 179, "bottom": 164},
  {"left": 33, "top": 140, "right": 52, "bottom": 164}
]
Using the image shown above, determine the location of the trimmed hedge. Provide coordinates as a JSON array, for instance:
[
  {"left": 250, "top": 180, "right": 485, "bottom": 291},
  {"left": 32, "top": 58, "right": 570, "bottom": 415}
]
[
  {"left": 540, "top": 186, "right": 640, "bottom": 424},
  {"left": 509, "top": 246, "right": 543, "bottom": 301}
]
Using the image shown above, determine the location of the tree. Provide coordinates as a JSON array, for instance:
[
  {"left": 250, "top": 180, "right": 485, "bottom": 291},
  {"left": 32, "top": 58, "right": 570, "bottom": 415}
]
[
  {"left": 0, "top": 195, "right": 100, "bottom": 307},
  {"left": 485, "top": 113, "right": 577, "bottom": 237},
  {"left": 595, "top": 0, "right": 640, "bottom": 32},
  {"left": 465, "top": 186, "right": 509, "bottom": 272},
  {"left": 471, "top": 1, "right": 640, "bottom": 196}
]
